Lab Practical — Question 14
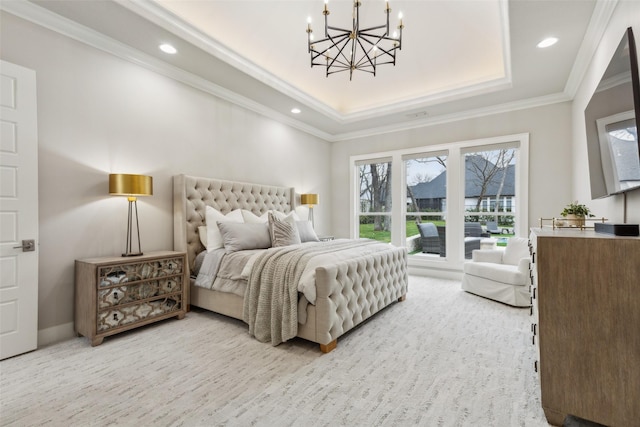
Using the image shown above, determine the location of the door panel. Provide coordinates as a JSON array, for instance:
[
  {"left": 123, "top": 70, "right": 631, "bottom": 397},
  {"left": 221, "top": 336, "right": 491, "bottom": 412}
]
[{"left": 0, "top": 60, "right": 39, "bottom": 360}]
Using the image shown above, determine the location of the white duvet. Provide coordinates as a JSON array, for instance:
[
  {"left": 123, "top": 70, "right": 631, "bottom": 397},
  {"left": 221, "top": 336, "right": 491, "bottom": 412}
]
[{"left": 195, "top": 239, "right": 394, "bottom": 305}]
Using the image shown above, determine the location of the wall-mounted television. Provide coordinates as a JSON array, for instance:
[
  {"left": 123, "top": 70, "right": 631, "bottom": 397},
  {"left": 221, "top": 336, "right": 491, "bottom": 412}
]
[{"left": 585, "top": 27, "right": 640, "bottom": 199}]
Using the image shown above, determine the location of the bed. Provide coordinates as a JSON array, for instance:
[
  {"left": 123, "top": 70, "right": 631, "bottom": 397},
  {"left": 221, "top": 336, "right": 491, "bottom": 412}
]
[{"left": 173, "top": 174, "right": 408, "bottom": 352}]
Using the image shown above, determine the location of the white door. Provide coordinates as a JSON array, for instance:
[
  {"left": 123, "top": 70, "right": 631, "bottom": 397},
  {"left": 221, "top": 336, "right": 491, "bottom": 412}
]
[{"left": 0, "top": 60, "right": 39, "bottom": 360}]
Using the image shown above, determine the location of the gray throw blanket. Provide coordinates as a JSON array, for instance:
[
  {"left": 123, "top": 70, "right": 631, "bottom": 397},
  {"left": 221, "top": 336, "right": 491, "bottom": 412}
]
[{"left": 243, "top": 239, "right": 380, "bottom": 346}]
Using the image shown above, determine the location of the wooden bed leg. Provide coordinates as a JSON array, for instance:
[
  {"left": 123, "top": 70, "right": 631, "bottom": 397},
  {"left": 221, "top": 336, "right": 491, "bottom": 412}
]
[
  {"left": 398, "top": 294, "right": 407, "bottom": 302},
  {"left": 320, "top": 339, "right": 337, "bottom": 353}
]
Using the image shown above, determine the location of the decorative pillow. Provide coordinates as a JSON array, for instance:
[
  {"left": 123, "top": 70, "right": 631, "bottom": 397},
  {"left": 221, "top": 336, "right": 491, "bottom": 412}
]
[
  {"left": 217, "top": 222, "right": 271, "bottom": 252},
  {"left": 268, "top": 211, "right": 301, "bottom": 247},
  {"left": 502, "top": 236, "right": 530, "bottom": 266},
  {"left": 205, "top": 207, "right": 244, "bottom": 252},
  {"left": 297, "top": 220, "right": 320, "bottom": 243},
  {"left": 241, "top": 210, "right": 270, "bottom": 223},
  {"left": 198, "top": 226, "right": 208, "bottom": 248},
  {"left": 243, "top": 210, "right": 300, "bottom": 223}
]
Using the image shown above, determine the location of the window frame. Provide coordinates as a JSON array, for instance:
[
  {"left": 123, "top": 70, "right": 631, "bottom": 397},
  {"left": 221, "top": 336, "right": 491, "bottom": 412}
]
[{"left": 350, "top": 133, "right": 529, "bottom": 273}]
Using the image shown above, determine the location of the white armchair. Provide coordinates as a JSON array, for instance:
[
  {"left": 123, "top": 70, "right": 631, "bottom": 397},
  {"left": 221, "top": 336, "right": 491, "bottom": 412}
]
[{"left": 461, "top": 236, "right": 531, "bottom": 307}]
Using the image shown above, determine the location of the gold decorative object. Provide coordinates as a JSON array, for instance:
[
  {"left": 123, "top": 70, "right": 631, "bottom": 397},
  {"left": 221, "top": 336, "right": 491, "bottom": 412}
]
[
  {"left": 538, "top": 217, "right": 608, "bottom": 230},
  {"left": 300, "top": 193, "right": 319, "bottom": 228},
  {"left": 109, "top": 174, "right": 153, "bottom": 256}
]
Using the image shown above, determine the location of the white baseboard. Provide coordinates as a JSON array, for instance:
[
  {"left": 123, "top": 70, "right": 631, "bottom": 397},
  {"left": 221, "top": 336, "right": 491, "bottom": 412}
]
[{"left": 38, "top": 322, "right": 75, "bottom": 348}]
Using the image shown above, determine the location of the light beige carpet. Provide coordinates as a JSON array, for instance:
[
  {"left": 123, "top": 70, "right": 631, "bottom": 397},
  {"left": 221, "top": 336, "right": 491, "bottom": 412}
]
[{"left": 0, "top": 276, "right": 549, "bottom": 426}]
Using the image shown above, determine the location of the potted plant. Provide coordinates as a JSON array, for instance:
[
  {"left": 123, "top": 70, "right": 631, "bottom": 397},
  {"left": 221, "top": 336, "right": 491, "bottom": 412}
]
[{"left": 560, "top": 201, "right": 595, "bottom": 227}]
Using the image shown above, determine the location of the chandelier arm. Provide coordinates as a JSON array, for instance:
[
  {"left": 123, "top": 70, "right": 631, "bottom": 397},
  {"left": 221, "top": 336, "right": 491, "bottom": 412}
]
[
  {"left": 353, "top": 38, "right": 376, "bottom": 69},
  {"left": 358, "top": 24, "right": 388, "bottom": 33},
  {"left": 327, "top": 25, "right": 351, "bottom": 32}
]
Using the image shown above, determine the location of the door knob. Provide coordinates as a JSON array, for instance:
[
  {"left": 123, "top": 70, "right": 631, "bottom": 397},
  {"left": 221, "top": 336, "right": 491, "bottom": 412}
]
[{"left": 13, "top": 239, "right": 35, "bottom": 252}]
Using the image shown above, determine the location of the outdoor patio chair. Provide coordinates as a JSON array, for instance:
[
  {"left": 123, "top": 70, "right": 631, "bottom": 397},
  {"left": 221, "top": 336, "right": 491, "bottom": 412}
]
[
  {"left": 417, "top": 222, "right": 440, "bottom": 254},
  {"left": 486, "top": 221, "right": 502, "bottom": 235},
  {"left": 437, "top": 224, "right": 482, "bottom": 259}
]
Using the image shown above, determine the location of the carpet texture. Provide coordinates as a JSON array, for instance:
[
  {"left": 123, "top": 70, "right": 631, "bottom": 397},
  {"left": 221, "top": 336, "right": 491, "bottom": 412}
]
[{"left": 0, "top": 276, "right": 549, "bottom": 426}]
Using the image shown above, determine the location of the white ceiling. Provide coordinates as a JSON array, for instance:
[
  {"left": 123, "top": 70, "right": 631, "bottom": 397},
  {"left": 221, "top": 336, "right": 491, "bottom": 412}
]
[
  {"left": 154, "top": 0, "right": 507, "bottom": 115},
  {"left": 18, "top": 0, "right": 609, "bottom": 140}
]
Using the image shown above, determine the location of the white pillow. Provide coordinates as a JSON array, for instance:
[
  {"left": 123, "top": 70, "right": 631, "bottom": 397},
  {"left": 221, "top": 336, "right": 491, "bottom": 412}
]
[
  {"left": 205, "top": 207, "right": 244, "bottom": 252},
  {"left": 198, "top": 225, "right": 208, "bottom": 247},
  {"left": 243, "top": 210, "right": 300, "bottom": 223},
  {"left": 297, "top": 220, "right": 320, "bottom": 243},
  {"left": 241, "top": 210, "right": 270, "bottom": 223},
  {"left": 217, "top": 222, "right": 271, "bottom": 252}
]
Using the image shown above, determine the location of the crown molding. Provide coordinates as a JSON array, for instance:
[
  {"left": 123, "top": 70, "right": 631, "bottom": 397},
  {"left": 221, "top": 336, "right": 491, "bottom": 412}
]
[
  {"left": 330, "top": 92, "right": 572, "bottom": 142},
  {"left": 563, "top": 0, "right": 618, "bottom": 98}
]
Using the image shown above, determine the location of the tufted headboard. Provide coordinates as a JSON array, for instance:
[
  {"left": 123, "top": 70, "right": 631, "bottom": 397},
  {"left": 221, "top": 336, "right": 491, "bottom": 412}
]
[{"left": 173, "top": 174, "right": 296, "bottom": 272}]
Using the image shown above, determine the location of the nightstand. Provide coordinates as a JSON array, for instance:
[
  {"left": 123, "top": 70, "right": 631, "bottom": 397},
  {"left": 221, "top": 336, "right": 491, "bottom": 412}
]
[{"left": 75, "top": 251, "right": 187, "bottom": 346}]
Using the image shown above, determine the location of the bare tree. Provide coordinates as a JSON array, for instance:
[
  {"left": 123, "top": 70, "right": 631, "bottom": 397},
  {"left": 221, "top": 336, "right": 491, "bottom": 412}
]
[
  {"left": 359, "top": 162, "right": 391, "bottom": 232},
  {"left": 492, "top": 150, "right": 515, "bottom": 222},
  {"left": 466, "top": 149, "right": 514, "bottom": 212}
]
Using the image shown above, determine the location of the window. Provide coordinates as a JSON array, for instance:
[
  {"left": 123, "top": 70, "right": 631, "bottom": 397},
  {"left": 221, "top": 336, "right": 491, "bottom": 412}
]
[
  {"left": 405, "top": 154, "right": 448, "bottom": 259},
  {"left": 357, "top": 159, "right": 392, "bottom": 242},
  {"left": 351, "top": 134, "right": 528, "bottom": 270},
  {"left": 464, "top": 147, "right": 518, "bottom": 247}
]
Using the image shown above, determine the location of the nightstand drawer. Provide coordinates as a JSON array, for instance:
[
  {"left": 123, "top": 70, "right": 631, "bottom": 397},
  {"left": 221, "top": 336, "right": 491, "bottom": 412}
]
[
  {"left": 97, "top": 277, "right": 181, "bottom": 308},
  {"left": 97, "top": 296, "right": 183, "bottom": 332},
  {"left": 75, "top": 251, "right": 187, "bottom": 346},
  {"left": 97, "top": 257, "right": 184, "bottom": 286}
]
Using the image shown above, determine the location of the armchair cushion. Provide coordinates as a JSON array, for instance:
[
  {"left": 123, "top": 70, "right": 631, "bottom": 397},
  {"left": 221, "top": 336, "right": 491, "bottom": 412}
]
[
  {"left": 471, "top": 249, "right": 504, "bottom": 264},
  {"left": 503, "top": 237, "right": 530, "bottom": 265},
  {"left": 464, "top": 261, "right": 527, "bottom": 286}
]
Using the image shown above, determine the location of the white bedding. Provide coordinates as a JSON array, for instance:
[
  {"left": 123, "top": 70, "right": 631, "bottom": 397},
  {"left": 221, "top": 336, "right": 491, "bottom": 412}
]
[{"left": 195, "top": 239, "right": 393, "bottom": 304}]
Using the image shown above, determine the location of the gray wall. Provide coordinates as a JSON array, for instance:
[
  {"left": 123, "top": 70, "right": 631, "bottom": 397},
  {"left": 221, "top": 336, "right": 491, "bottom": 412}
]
[
  {"left": 0, "top": 12, "right": 331, "bottom": 344},
  {"left": 329, "top": 102, "right": 574, "bottom": 238}
]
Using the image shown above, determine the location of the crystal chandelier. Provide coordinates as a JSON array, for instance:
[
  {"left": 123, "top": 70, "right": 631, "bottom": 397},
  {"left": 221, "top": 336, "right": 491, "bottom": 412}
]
[{"left": 306, "top": 0, "right": 404, "bottom": 80}]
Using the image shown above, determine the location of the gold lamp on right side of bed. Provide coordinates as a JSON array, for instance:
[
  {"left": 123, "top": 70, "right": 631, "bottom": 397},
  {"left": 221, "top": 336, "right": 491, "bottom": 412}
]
[{"left": 300, "top": 193, "right": 319, "bottom": 228}]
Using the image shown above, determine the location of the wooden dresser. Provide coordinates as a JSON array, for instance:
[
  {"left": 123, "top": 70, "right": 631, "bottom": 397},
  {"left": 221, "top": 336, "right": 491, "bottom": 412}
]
[
  {"left": 75, "top": 251, "right": 187, "bottom": 346},
  {"left": 529, "top": 228, "right": 640, "bottom": 426}
]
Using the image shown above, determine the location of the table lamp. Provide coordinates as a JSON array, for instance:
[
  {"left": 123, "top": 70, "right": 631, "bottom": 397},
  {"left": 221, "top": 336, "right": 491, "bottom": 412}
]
[
  {"left": 109, "top": 173, "right": 153, "bottom": 256},
  {"left": 300, "top": 193, "right": 319, "bottom": 228}
]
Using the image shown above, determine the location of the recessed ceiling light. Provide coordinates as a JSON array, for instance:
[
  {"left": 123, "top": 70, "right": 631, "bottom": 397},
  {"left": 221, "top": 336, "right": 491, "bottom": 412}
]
[
  {"left": 537, "top": 37, "right": 558, "bottom": 48},
  {"left": 291, "top": 108, "right": 301, "bottom": 114},
  {"left": 159, "top": 43, "right": 177, "bottom": 54}
]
